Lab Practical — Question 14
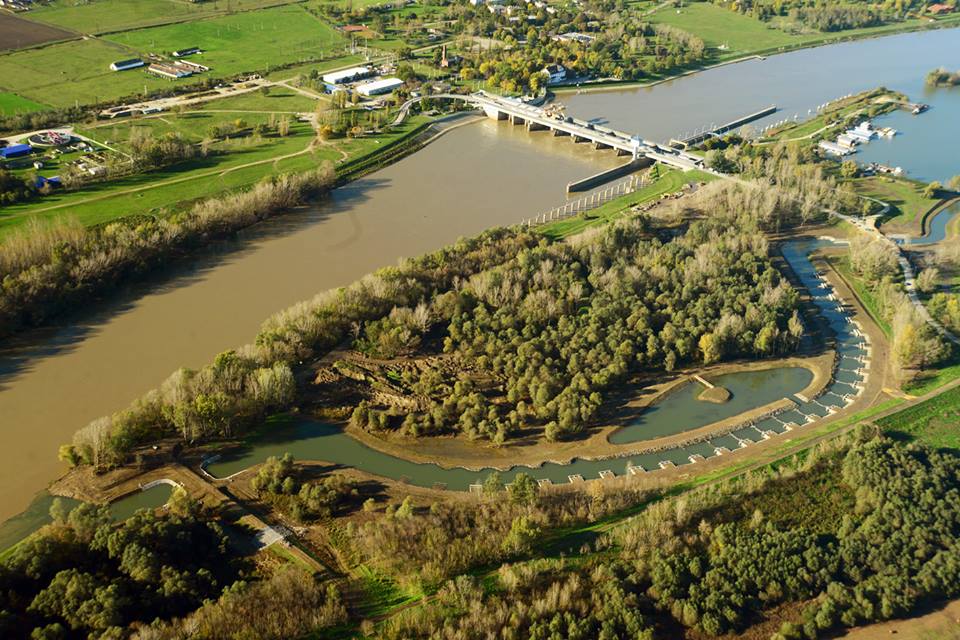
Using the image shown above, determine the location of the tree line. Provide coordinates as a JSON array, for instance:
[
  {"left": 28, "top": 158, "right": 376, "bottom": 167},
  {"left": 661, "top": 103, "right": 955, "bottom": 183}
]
[
  {"left": 0, "top": 165, "right": 335, "bottom": 340},
  {"left": 0, "top": 500, "right": 244, "bottom": 639},
  {"left": 62, "top": 227, "right": 542, "bottom": 467},
  {"left": 359, "top": 431, "right": 960, "bottom": 639}
]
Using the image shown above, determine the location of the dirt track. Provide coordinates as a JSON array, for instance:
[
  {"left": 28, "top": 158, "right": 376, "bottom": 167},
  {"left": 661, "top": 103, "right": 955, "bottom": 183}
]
[{"left": 0, "top": 14, "right": 74, "bottom": 51}]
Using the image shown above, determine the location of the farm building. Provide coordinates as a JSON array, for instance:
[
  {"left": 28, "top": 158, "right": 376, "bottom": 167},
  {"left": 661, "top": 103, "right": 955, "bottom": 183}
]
[
  {"left": 356, "top": 77, "right": 403, "bottom": 97},
  {"left": 110, "top": 58, "right": 145, "bottom": 72},
  {"left": 322, "top": 66, "right": 372, "bottom": 86},
  {"left": 0, "top": 143, "right": 32, "bottom": 159},
  {"left": 148, "top": 63, "right": 192, "bottom": 79},
  {"left": 172, "top": 47, "right": 201, "bottom": 57}
]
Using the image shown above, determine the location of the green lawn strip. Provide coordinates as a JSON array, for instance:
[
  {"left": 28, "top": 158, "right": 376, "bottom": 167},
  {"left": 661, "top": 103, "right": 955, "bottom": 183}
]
[
  {"left": 193, "top": 87, "right": 320, "bottom": 113},
  {"left": 0, "top": 121, "right": 323, "bottom": 231},
  {"left": 0, "top": 112, "right": 434, "bottom": 237},
  {"left": 876, "top": 383, "right": 960, "bottom": 450},
  {"left": 824, "top": 254, "right": 893, "bottom": 338},
  {"left": 539, "top": 168, "right": 718, "bottom": 241},
  {"left": 266, "top": 543, "right": 320, "bottom": 574},
  {"left": 263, "top": 55, "right": 369, "bottom": 82},
  {"left": 0, "top": 92, "right": 49, "bottom": 116},
  {"left": 648, "top": 3, "right": 960, "bottom": 63}
]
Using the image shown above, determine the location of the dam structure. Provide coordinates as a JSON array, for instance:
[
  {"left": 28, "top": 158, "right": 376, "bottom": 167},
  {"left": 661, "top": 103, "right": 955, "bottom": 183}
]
[{"left": 416, "top": 91, "right": 707, "bottom": 171}]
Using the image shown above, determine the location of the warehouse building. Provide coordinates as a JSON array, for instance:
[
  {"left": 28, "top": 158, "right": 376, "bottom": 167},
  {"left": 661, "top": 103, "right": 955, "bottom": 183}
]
[
  {"left": 356, "top": 77, "right": 403, "bottom": 97},
  {"left": 110, "top": 58, "right": 145, "bottom": 72},
  {"left": 322, "top": 66, "right": 372, "bottom": 86},
  {"left": 0, "top": 143, "right": 33, "bottom": 159}
]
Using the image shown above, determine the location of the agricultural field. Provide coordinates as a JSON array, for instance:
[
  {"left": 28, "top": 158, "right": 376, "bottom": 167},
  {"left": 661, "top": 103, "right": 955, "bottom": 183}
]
[
  {"left": 0, "top": 37, "right": 171, "bottom": 108},
  {"left": 0, "top": 92, "right": 48, "bottom": 116},
  {"left": 23, "top": 0, "right": 302, "bottom": 34},
  {"left": 0, "top": 13, "right": 75, "bottom": 51},
  {"left": 105, "top": 4, "right": 347, "bottom": 77}
]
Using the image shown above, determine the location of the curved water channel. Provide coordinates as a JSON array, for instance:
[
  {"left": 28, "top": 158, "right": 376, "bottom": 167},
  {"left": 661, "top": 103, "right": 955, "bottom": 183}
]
[
  {"left": 899, "top": 200, "right": 960, "bottom": 245},
  {"left": 197, "top": 237, "right": 866, "bottom": 490},
  {"left": 0, "top": 27, "right": 955, "bottom": 542}
]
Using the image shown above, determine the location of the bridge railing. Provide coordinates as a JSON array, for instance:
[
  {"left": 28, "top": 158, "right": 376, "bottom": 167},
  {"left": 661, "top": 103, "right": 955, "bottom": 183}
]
[{"left": 525, "top": 172, "right": 653, "bottom": 227}]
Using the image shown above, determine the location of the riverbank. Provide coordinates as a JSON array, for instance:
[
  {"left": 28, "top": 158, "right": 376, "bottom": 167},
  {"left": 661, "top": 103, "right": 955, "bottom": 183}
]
[
  {"left": 0, "top": 110, "right": 479, "bottom": 341},
  {"left": 551, "top": 16, "right": 960, "bottom": 97}
]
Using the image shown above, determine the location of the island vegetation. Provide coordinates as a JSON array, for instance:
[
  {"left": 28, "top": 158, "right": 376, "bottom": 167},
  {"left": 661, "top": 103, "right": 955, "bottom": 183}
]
[{"left": 926, "top": 67, "right": 960, "bottom": 87}]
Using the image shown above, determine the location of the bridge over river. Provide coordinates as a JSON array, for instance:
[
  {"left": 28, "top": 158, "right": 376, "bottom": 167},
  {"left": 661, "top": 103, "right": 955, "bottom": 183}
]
[{"left": 405, "top": 91, "right": 707, "bottom": 171}]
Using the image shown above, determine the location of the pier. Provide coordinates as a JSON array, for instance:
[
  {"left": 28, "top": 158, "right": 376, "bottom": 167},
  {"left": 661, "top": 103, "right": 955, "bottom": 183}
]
[{"left": 669, "top": 105, "right": 778, "bottom": 149}]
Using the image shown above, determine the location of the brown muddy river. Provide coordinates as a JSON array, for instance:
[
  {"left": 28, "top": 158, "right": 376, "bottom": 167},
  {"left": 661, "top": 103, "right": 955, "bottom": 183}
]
[{"left": 0, "top": 118, "right": 620, "bottom": 523}]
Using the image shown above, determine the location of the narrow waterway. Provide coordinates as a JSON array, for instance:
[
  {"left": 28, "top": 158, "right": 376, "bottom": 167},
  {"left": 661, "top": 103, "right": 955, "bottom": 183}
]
[
  {"left": 1, "top": 27, "right": 955, "bottom": 536},
  {"left": 900, "top": 200, "right": 960, "bottom": 245}
]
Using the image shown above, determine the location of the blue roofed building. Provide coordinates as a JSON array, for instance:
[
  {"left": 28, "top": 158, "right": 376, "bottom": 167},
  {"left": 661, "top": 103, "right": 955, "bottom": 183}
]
[{"left": 0, "top": 143, "right": 33, "bottom": 159}]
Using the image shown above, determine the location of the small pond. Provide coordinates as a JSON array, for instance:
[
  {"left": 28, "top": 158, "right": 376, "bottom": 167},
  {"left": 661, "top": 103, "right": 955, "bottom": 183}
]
[{"left": 608, "top": 367, "right": 814, "bottom": 445}]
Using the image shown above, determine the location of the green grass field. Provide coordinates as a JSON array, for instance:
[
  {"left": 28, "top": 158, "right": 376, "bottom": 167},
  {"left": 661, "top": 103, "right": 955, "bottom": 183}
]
[
  {"left": 648, "top": 3, "right": 801, "bottom": 55},
  {"left": 0, "top": 38, "right": 171, "bottom": 108},
  {"left": 25, "top": 0, "right": 302, "bottom": 34},
  {"left": 877, "top": 383, "right": 960, "bottom": 450},
  {"left": 827, "top": 254, "right": 893, "bottom": 338},
  {"left": 105, "top": 5, "right": 346, "bottom": 77},
  {"left": 0, "top": 113, "right": 432, "bottom": 236},
  {"left": 539, "top": 168, "right": 717, "bottom": 241},
  {"left": 855, "top": 175, "right": 942, "bottom": 232},
  {"left": 0, "top": 92, "right": 48, "bottom": 115},
  {"left": 0, "top": 5, "right": 347, "bottom": 109}
]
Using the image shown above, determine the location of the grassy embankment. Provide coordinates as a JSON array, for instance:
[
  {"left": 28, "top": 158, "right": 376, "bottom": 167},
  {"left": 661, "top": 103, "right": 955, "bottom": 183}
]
[
  {"left": 0, "top": 87, "right": 437, "bottom": 237},
  {"left": 760, "top": 88, "right": 901, "bottom": 144},
  {"left": 23, "top": 0, "right": 303, "bottom": 35},
  {"left": 538, "top": 168, "right": 718, "bottom": 241},
  {"left": 854, "top": 174, "right": 944, "bottom": 233},
  {"left": 825, "top": 250, "right": 960, "bottom": 395}
]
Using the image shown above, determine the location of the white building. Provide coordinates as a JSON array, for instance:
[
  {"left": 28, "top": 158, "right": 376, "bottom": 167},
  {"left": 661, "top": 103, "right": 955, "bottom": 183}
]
[
  {"left": 356, "top": 77, "right": 404, "bottom": 97},
  {"left": 110, "top": 58, "right": 145, "bottom": 72},
  {"left": 322, "top": 66, "right": 373, "bottom": 85}
]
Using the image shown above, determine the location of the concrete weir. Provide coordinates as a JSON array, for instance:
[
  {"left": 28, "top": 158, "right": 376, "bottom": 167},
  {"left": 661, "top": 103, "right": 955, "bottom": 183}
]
[{"left": 567, "top": 157, "right": 651, "bottom": 193}]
